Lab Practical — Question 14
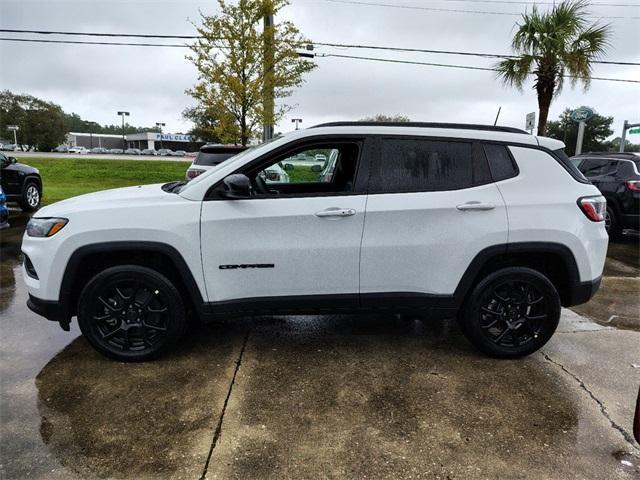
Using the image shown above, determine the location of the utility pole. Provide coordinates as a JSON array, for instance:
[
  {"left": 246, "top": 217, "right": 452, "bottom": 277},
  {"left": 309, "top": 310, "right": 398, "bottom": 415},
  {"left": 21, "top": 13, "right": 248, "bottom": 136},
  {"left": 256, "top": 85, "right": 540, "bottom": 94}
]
[
  {"left": 156, "top": 122, "right": 166, "bottom": 150},
  {"left": 292, "top": 118, "right": 303, "bottom": 130},
  {"left": 619, "top": 120, "right": 640, "bottom": 153},
  {"left": 117, "top": 111, "right": 130, "bottom": 151},
  {"left": 262, "top": 0, "right": 275, "bottom": 142}
]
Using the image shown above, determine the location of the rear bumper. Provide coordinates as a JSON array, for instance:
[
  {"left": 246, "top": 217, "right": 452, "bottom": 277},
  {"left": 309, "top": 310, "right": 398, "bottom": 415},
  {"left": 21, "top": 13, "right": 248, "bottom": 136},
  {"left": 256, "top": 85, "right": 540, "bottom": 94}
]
[{"left": 567, "top": 276, "right": 602, "bottom": 307}]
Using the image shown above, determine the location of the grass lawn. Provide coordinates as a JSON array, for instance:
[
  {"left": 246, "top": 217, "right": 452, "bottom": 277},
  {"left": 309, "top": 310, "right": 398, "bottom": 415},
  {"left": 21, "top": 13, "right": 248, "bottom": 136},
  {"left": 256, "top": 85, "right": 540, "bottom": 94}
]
[
  {"left": 25, "top": 157, "right": 321, "bottom": 206},
  {"left": 25, "top": 157, "right": 190, "bottom": 205}
]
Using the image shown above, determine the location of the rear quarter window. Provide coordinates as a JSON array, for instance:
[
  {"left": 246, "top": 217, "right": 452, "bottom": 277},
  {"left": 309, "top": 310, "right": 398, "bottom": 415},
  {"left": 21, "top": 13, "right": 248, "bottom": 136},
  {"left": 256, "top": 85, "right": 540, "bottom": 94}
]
[{"left": 483, "top": 144, "right": 518, "bottom": 181}]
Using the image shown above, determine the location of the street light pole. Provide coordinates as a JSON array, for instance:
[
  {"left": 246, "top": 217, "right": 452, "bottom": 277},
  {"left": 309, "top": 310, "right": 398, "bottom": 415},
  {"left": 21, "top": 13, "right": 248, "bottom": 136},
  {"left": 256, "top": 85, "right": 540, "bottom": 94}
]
[
  {"left": 262, "top": 0, "right": 275, "bottom": 142},
  {"left": 117, "top": 111, "right": 130, "bottom": 151},
  {"left": 156, "top": 122, "right": 166, "bottom": 150}
]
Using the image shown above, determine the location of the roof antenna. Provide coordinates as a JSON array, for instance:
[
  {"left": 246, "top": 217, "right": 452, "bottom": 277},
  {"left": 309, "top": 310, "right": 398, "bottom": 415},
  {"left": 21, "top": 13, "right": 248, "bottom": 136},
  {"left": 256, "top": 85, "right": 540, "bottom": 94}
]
[{"left": 493, "top": 106, "right": 502, "bottom": 126}]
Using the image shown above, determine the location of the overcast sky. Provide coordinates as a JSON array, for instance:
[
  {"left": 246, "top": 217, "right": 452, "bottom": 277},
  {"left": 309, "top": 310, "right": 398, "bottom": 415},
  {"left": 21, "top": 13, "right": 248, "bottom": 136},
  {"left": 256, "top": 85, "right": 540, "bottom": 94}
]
[{"left": 1, "top": 0, "right": 638, "bottom": 140}]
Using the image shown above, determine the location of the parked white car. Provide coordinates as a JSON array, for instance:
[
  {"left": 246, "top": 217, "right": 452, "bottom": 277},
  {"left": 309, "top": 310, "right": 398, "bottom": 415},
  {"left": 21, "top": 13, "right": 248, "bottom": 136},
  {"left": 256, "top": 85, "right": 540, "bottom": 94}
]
[
  {"left": 22, "top": 122, "right": 607, "bottom": 361},
  {"left": 68, "top": 146, "right": 88, "bottom": 154}
]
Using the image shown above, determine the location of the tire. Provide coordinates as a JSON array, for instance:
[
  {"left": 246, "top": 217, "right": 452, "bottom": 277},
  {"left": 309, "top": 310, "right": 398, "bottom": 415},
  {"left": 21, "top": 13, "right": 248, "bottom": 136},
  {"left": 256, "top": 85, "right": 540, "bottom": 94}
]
[
  {"left": 19, "top": 181, "right": 41, "bottom": 212},
  {"left": 77, "top": 265, "right": 188, "bottom": 361},
  {"left": 605, "top": 206, "right": 623, "bottom": 240},
  {"left": 458, "top": 267, "right": 561, "bottom": 359}
]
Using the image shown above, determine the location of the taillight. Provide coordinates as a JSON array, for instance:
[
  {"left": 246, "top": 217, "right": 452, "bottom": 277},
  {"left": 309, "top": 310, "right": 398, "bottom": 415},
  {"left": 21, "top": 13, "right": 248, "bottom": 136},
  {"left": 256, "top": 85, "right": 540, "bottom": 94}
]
[
  {"left": 578, "top": 195, "right": 606, "bottom": 222},
  {"left": 626, "top": 180, "right": 640, "bottom": 192},
  {"left": 186, "top": 169, "right": 205, "bottom": 180}
]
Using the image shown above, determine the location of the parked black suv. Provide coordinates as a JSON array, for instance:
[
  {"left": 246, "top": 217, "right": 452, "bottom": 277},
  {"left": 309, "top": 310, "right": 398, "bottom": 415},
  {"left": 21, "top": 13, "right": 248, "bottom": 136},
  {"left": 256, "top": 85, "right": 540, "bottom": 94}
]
[
  {"left": 571, "top": 152, "right": 639, "bottom": 237},
  {"left": 0, "top": 152, "right": 43, "bottom": 211}
]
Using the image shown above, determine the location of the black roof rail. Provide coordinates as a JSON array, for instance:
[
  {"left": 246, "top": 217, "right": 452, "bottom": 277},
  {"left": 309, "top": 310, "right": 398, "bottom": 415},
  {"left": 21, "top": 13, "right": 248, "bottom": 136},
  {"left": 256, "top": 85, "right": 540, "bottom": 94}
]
[
  {"left": 310, "top": 121, "right": 529, "bottom": 135},
  {"left": 574, "top": 151, "right": 639, "bottom": 157}
]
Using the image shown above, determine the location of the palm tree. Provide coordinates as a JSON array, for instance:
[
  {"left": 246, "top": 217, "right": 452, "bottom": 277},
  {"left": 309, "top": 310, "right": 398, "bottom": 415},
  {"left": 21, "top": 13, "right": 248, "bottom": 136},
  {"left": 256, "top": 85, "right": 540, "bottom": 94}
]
[{"left": 496, "top": 0, "right": 610, "bottom": 136}]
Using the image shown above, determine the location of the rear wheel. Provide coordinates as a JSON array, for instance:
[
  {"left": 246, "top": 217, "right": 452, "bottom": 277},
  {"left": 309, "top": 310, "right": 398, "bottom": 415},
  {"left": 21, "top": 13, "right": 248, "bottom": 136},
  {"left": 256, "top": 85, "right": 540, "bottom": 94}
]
[
  {"left": 459, "top": 267, "right": 561, "bottom": 359},
  {"left": 605, "top": 206, "right": 622, "bottom": 240},
  {"left": 19, "top": 181, "right": 41, "bottom": 212},
  {"left": 77, "top": 265, "right": 187, "bottom": 361}
]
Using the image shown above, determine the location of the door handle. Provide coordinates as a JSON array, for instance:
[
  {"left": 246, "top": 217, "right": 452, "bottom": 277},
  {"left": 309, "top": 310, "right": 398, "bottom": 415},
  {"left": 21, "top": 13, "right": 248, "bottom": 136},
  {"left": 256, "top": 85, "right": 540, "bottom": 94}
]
[
  {"left": 315, "top": 207, "right": 357, "bottom": 218},
  {"left": 456, "top": 201, "right": 495, "bottom": 211}
]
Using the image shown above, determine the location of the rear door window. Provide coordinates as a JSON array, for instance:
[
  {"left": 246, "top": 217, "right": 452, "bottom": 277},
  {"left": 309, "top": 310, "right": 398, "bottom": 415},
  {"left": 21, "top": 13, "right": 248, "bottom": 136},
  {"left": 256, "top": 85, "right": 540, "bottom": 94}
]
[{"left": 369, "top": 138, "right": 491, "bottom": 193}]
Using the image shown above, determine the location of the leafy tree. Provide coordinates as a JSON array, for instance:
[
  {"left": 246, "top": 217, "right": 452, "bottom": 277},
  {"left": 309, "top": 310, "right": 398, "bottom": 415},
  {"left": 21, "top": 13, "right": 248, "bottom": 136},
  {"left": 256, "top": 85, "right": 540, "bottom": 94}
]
[
  {"left": 604, "top": 137, "right": 640, "bottom": 153},
  {"left": 186, "top": 0, "right": 316, "bottom": 145},
  {"left": 183, "top": 105, "right": 223, "bottom": 143},
  {"left": 546, "top": 107, "right": 613, "bottom": 155},
  {"left": 360, "top": 114, "right": 411, "bottom": 122},
  {"left": 496, "top": 0, "right": 610, "bottom": 135},
  {"left": 0, "top": 90, "right": 66, "bottom": 151}
]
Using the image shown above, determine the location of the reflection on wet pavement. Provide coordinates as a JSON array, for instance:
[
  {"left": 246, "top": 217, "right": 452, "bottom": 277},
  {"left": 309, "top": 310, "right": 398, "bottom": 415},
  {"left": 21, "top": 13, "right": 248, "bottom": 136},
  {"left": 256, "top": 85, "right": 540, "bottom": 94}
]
[{"left": 1, "top": 213, "right": 639, "bottom": 479}]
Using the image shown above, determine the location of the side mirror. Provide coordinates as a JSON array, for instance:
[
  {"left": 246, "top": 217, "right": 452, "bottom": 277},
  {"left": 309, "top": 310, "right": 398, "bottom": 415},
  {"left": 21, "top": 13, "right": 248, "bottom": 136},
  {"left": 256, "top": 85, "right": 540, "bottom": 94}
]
[
  {"left": 310, "top": 164, "right": 323, "bottom": 173},
  {"left": 221, "top": 174, "right": 251, "bottom": 199},
  {"left": 8, "top": 157, "right": 17, "bottom": 164}
]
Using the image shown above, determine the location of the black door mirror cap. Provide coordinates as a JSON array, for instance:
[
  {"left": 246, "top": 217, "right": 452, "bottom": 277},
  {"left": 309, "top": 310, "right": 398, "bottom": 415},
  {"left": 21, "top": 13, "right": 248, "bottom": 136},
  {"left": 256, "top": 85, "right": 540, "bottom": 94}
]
[{"left": 222, "top": 174, "right": 251, "bottom": 199}]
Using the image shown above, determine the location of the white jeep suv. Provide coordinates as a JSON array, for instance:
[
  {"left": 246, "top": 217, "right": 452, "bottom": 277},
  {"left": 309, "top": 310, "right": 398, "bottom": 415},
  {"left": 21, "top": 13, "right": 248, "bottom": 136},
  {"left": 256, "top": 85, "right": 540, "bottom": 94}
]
[{"left": 22, "top": 122, "right": 608, "bottom": 361}]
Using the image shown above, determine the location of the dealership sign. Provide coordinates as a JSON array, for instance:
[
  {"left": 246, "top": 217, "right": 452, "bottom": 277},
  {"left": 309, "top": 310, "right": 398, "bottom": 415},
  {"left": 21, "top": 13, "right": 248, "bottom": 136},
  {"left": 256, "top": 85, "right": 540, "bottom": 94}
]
[
  {"left": 155, "top": 133, "right": 193, "bottom": 142},
  {"left": 570, "top": 107, "right": 594, "bottom": 123}
]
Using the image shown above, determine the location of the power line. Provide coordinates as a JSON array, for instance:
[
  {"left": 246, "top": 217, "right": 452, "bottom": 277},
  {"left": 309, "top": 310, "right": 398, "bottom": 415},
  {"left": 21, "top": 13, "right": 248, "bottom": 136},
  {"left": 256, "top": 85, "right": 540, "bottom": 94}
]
[
  {"left": 440, "top": 0, "right": 640, "bottom": 7},
  {"left": 322, "top": 0, "right": 640, "bottom": 19},
  {"left": 0, "top": 37, "right": 187, "bottom": 47},
  {"left": 319, "top": 53, "right": 640, "bottom": 83},
  {"left": 1, "top": 37, "right": 637, "bottom": 83},
  {"left": 2, "top": 30, "right": 638, "bottom": 66}
]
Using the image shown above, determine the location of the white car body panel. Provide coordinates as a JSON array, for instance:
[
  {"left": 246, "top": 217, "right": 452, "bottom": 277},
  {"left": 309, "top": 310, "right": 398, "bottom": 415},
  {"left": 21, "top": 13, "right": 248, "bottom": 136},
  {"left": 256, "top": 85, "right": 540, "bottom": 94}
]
[
  {"left": 497, "top": 147, "right": 608, "bottom": 281},
  {"left": 200, "top": 195, "right": 366, "bottom": 301},
  {"left": 21, "top": 184, "right": 205, "bottom": 301},
  {"left": 360, "top": 183, "right": 508, "bottom": 295}
]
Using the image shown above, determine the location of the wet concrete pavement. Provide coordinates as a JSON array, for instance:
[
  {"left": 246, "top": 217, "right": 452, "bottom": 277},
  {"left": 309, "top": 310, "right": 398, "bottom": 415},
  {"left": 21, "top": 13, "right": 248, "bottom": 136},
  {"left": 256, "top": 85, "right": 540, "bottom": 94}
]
[{"left": 1, "top": 213, "right": 639, "bottom": 479}]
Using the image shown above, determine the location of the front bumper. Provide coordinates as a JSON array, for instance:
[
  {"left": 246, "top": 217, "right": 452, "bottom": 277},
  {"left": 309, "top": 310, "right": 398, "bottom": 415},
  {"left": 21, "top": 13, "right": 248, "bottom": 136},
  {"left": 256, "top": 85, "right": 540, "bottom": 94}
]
[{"left": 27, "top": 294, "right": 71, "bottom": 331}]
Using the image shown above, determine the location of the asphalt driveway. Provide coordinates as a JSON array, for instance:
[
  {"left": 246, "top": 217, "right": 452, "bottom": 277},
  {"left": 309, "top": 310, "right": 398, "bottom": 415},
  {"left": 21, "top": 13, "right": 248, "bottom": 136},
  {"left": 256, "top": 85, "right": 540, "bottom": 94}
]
[{"left": 1, "top": 214, "right": 639, "bottom": 479}]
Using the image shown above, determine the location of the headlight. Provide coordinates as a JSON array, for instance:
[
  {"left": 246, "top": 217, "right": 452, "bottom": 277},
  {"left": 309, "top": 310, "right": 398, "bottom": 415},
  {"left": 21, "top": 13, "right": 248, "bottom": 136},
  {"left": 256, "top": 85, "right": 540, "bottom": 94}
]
[{"left": 26, "top": 217, "right": 68, "bottom": 237}]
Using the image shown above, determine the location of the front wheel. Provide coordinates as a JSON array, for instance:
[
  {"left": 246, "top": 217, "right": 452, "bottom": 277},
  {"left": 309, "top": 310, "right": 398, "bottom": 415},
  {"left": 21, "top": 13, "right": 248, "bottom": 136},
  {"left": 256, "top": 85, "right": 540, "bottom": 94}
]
[
  {"left": 77, "top": 265, "right": 188, "bottom": 361},
  {"left": 458, "top": 267, "right": 561, "bottom": 359},
  {"left": 19, "top": 181, "right": 41, "bottom": 211}
]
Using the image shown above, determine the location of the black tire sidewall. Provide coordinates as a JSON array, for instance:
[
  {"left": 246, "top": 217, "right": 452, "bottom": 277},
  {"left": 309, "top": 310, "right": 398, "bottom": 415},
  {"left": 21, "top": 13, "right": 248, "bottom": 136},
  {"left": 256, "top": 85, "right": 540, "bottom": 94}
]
[
  {"left": 460, "top": 267, "right": 561, "bottom": 359},
  {"left": 606, "top": 206, "right": 622, "bottom": 239},
  {"left": 78, "top": 265, "right": 187, "bottom": 362}
]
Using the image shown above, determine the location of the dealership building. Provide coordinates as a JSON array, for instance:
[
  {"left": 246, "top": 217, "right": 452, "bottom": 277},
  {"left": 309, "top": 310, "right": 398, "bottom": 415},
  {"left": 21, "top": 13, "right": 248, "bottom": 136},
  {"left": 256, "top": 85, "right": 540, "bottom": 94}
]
[{"left": 67, "top": 132, "right": 201, "bottom": 151}]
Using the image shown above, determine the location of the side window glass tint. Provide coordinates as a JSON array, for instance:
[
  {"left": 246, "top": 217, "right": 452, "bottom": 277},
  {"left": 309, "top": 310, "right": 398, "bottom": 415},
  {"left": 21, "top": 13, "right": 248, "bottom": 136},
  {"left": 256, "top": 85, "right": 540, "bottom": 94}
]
[
  {"left": 580, "top": 159, "right": 606, "bottom": 177},
  {"left": 483, "top": 144, "right": 517, "bottom": 181},
  {"left": 370, "top": 139, "right": 488, "bottom": 192}
]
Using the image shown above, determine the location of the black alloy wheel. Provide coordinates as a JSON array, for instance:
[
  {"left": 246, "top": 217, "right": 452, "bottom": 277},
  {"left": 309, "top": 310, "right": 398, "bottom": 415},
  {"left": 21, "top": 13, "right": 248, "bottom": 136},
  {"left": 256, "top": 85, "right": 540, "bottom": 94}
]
[
  {"left": 78, "top": 265, "right": 187, "bottom": 361},
  {"left": 459, "top": 267, "right": 560, "bottom": 358}
]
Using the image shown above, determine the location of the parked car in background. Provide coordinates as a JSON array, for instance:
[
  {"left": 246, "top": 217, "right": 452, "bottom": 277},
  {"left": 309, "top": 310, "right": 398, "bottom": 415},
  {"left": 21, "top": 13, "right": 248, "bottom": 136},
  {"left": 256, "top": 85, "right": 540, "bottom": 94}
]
[
  {"left": 90, "top": 147, "right": 109, "bottom": 154},
  {"left": 157, "top": 148, "right": 174, "bottom": 156},
  {"left": 125, "top": 148, "right": 141, "bottom": 155},
  {"left": 171, "top": 150, "right": 187, "bottom": 157},
  {"left": 53, "top": 145, "right": 69, "bottom": 153},
  {"left": 22, "top": 122, "right": 607, "bottom": 361},
  {"left": 1, "top": 152, "right": 42, "bottom": 211},
  {"left": 186, "top": 144, "right": 247, "bottom": 180},
  {"left": 68, "top": 146, "right": 88, "bottom": 154},
  {"left": 571, "top": 152, "right": 639, "bottom": 237},
  {"left": 0, "top": 185, "right": 8, "bottom": 229},
  {"left": 1, "top": 144, "right": 18, "bottom": 152},
  {"left": 109, "top": 148, "right": 124, "bottom": 154},
  {"left": 141, "top": 148, "right": 157, "bottom": 156}
]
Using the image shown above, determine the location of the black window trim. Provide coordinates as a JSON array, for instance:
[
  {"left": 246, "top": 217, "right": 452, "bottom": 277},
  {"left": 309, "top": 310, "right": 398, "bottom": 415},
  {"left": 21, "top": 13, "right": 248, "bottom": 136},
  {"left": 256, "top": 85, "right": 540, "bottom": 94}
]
[
  {"left": 366, "top": 134, "right": 495, "bottom": 194},
  {"left": 204, "top": 134, "right": 371, "bottom": 201}
]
